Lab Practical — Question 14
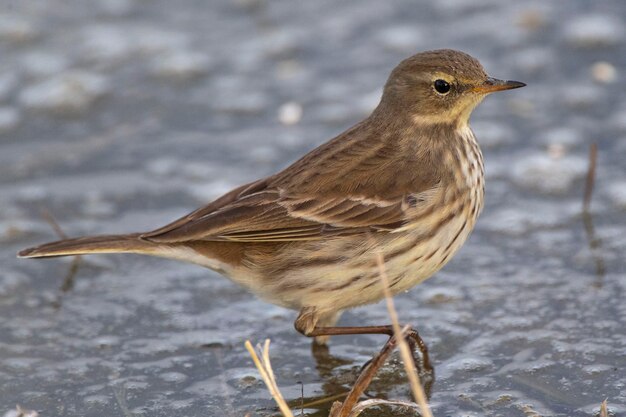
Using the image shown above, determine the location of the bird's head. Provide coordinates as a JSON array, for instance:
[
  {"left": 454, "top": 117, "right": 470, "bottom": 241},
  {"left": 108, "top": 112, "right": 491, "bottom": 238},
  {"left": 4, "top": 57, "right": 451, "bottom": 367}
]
[{"left": 380, "top": 49, "right": 525, "bottom": 127}]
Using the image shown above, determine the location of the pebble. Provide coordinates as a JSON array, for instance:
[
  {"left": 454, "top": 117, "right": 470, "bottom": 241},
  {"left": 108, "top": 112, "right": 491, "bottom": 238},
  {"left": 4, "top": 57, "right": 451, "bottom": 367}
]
[
  {"left": 511, "top": 153, "right": 588, "bottom": 195},
  {"left": 590, "top": 61, "right": 617, "bottom": 84},
  {"left": 563, "top": 15, "right": 625, "bottom": 48},
  {"left": 151, "top": 51, "right": 212, "bottom": 81},
  {"left": 277, "top": 101, "right": 303, "bottom": 126},
  {"left": 18, "top": 71, "right": 109, "bottom": 115}
]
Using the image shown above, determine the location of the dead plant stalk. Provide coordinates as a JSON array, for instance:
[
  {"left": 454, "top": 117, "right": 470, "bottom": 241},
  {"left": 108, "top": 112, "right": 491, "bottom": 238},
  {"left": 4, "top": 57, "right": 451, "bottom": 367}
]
[{"left": 375, "top": 251, "right": 434, "bottom": 417}]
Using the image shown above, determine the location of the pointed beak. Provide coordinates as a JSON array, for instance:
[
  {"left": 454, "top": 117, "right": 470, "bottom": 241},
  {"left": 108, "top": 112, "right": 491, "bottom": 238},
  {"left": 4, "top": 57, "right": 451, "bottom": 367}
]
[{"left": 471, "top": 77, "right": 526, "bottom": 94}]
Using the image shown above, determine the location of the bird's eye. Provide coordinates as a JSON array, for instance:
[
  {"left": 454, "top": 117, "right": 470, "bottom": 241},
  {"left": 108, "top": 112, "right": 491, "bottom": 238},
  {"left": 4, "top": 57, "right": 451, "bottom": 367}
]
[{"left": 434, "top": 79, "right": 451, "bottom": 94}]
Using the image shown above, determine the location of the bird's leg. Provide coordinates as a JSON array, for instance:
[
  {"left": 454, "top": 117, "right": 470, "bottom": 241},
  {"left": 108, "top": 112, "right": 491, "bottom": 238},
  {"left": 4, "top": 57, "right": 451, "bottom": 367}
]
[
  {"left": 307, "top": 325, "right": 432, "bottom": 375},
  {"left": 326, "top": 326, "right": 432, "bottom": 398},
  {"left": 295, "top": 310, "right": 433, "bottom": 384}
]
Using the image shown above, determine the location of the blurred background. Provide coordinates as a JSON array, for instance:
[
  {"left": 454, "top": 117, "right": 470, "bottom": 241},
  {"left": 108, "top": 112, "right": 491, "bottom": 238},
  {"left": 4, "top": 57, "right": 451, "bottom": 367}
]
[{"left": 1, "top": 0, "right": 624, "bottom": 416}]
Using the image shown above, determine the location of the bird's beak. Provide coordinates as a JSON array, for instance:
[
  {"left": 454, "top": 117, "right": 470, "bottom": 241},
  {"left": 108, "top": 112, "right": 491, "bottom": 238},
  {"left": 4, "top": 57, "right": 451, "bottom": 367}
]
[{"left": 472, "top": 77, "right": 526, "bottom": 94}]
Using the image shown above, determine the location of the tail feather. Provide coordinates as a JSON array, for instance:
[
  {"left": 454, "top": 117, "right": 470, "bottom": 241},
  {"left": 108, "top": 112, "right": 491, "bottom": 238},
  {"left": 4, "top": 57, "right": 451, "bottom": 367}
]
[{"left": 17, "top": 233, "right": 152, "bottom": 258}]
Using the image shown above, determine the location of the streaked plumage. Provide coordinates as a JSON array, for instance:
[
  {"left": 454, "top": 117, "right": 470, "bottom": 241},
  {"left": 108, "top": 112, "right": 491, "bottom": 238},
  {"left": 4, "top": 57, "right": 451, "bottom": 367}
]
[{"left": 18, "top": 49, "right": 524, "bottom": 341}]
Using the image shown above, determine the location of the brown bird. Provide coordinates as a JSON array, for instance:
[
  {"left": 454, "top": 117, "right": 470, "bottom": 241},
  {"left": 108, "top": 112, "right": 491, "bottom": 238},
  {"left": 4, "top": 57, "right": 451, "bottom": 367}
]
[{"left": 18, "top": 49, "right": 524, "bottom": 346}]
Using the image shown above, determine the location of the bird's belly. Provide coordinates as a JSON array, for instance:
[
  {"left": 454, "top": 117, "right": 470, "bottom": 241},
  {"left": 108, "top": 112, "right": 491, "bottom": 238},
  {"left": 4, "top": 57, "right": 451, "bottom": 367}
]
[
  {"left": 240, "top": 204, "right": 477, "bottom": 312},
  {"left": 384, "top": 212, "right": 474, "bottom": 293}
]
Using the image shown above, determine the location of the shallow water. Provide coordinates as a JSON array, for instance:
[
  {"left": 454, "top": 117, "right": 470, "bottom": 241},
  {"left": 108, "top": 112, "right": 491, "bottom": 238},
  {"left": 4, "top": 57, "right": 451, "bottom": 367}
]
[{"left": 1, "top": 1, "right": 625, "bottom": 416}]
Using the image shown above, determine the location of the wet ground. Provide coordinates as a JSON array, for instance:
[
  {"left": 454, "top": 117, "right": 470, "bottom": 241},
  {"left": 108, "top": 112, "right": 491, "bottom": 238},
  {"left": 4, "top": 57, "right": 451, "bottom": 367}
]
[{"left": 1, "top": 0, "right": 625, "bottom": 416}]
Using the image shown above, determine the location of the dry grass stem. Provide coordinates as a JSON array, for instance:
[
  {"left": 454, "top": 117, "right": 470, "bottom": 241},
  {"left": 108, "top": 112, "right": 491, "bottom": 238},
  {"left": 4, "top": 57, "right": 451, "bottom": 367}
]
[
  {"left": 40, "top": 207, "right": 69, "bottom": 239},
  {"left": 331, "top": 333, "right": 403, "bottom": 417},
  {"left": 299, "top": 392, "right": 347, "bottom": 409},
  {"left": 583, "top": 142, "right": 598, "bottom": 212},
  {"left": 580, "top": 143, "right": 605, "bottom": 286},
  {"left": 599, "top": 399, "right": 608, "bottom": 417},
  {"left": 245, "top": 339, "right": 294, "bottom": 417},
  {"left": 375, "top": 251, "right": 434, "bottom": 417},
  {"left": 40, "top": 207, "right": 81, "bottom": 298}
]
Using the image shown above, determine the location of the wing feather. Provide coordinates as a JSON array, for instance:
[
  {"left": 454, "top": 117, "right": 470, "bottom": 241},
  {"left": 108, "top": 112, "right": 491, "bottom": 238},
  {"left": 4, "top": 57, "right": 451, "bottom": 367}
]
[
  {"left": 142, "top": 187, "right": 419, "bottom": 243},
  {"left": 141, "top": 120, "right": 444, "bottom": 244}
]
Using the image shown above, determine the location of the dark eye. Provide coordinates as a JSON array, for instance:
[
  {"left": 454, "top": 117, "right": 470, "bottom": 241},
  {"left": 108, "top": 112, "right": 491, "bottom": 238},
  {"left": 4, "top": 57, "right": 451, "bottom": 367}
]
[{"left": 434, "top": 79, "right": 451, "bottom": 94}]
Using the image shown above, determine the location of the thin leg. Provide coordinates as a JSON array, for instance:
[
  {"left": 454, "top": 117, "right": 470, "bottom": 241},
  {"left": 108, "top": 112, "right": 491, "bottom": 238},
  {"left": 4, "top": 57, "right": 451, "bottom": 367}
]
[
  {"left": 302, "top": 324, "right": 432, "bottom": 374},
  {"left": 308, "top": 325, "right": 394, "bottom": 337}
]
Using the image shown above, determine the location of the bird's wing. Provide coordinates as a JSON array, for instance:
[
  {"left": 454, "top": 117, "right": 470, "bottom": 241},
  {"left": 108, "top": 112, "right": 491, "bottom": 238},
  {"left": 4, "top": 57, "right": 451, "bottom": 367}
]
[
  {"left": 141, "top": 184, "right": 426, "bottom": 243},
  {"left": 143, "top": 115, "right": 443, "bottom": 243}
]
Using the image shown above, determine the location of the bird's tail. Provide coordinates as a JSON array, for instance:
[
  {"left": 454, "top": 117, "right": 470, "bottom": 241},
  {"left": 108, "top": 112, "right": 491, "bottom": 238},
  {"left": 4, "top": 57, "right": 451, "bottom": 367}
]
[{"left": 17, "top": 233, "right": 154, "bottom": 259}]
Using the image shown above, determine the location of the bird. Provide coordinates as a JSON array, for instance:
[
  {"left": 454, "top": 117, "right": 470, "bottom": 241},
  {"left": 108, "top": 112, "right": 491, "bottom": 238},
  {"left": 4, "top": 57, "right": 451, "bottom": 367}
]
[{"left": 18, "top": 49, "right": 524, "bottom": 346}]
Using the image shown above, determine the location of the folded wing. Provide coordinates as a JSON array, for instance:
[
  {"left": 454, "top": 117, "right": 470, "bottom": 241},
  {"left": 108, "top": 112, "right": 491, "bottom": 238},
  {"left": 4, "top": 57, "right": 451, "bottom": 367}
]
[{"left": 141, "top": 184, "right": 411, "bottom": 243}]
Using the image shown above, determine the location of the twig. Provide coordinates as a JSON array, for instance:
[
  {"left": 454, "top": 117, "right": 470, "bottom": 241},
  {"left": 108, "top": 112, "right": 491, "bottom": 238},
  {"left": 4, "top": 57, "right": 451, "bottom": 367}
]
[
  {"left": 39, "top": 208, "right": 82, "bottom": 304},
  {"left": 245, "top": 339, "right": 294, "bottom": 417},
  {"left": 331, "top": 333, "right": 403, "bottom": 417},
  {"left": 298, "top": 381, "right": 304, "bottom": 416},
  {"left": 375, "top": 251, "right": 434, "bottom": 417},
  {"left": 583, "top": 143, "right": 597, "bottom": 213},
  {"left": 580, "top": 143, "right": 606, "bottom": 286},
  {"left": 40, "top": 207, "right": 68, "bottom": 239}
]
